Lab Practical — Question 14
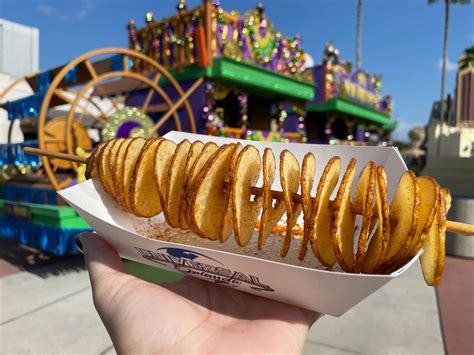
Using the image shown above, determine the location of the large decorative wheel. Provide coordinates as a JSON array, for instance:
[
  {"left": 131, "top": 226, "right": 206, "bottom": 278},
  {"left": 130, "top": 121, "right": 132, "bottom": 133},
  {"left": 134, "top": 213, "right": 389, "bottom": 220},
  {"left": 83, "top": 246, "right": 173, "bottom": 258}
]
[{"left": 37, "top": 47, "right": 202, "bottom": 190}]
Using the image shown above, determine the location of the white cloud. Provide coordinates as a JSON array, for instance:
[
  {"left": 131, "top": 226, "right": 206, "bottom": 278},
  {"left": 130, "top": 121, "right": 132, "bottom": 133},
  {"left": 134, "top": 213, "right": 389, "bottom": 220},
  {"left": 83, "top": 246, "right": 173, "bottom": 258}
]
[
  {"left": 37, "top": 4, "right": 55, "bottom": 17},
  {"left": 436, "top": 57, "right": 457, "bottom": 72},
  {"left": 37, "top": 0, "right": 94, "bottom": 22}
]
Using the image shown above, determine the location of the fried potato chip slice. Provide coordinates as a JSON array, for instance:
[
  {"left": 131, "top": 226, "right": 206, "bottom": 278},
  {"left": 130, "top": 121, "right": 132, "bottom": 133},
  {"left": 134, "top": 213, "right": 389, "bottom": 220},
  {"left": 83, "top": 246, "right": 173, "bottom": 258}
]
[
  {"left": 298, "top": 153, "right": 316, "bottom": 260},
  {"left": 408, "top": 177, "right": 440, "bottom": 257},
  {"left": 188, "top": 142, "right": 219, "bottom": 187},
  {"left": 164, "top": 139, "right": 191, "bottom": 228},
  {"left": 331, "top": 158, "right": 357, "bottom": 272},
  {"left": 258, "top": 148, "right": 287, "bottom": 250},
  {"left": 174, "top": 142, "right": 234, "bottom": 238},
  {"left": 420, "top": 191, "right": 443, "bottom": 286},
  {"left": 352, "top": 162, "right": 376, "bottom": 273},
  {"left": 179, "top": 141, "right": 205, "bottom": 229},
  {"left": 129, "top": 139, "right": 162, "bottom": 217},
  {"left": 365, "top": 167, "right": 388, "bottom": 238},
  {"left": 190, "top": 144, "right": 236, "bottom": 240},
  {"left": 311, "top": 157, "right": 341, "bottom": 267},
  {"left": 383, "top": 176, "right": 439, "bottom": 274},
  {"left": 352, "top": 162, "right": 375, "bottom": 208},
  {"left": 383, "top": 171, "right": 420, "bottom": 265},
  {"left": 85, "top": 142, "right": 105, "bottom": 179},
  {"left": 182, "top": 142, "right": 220, "bottom": 224},
  {"left": 232, "top": 145, "right": 263, "bottom": 247},
  {"left": 97, "top": 139, "right": 117, "bottom": 198},
  {"left": 441, "top": 188, "right": 451, "bottom": 210},
  {"left": 220, "top": 143, "right": 242, "bottom": 242},
  {"left": 362, "top": 166, "right": 390, "bottom": 273},
  {"left": 121, "top": 138, "right": 147, "bottom": 212},
  {"left": 113, "top": 139, "right": 133, "bottom": 210},
  {"left": 109, "top": 137, "right": 126, "bottom": 190},
  {"left": 434, "top": 189, "right": 450, "bottom": 285},
  {"left": 153, "top": 139, "right": 177, "bottom": 209},
  {"left": 278, "top": 150, "right": 302, "bottom": 257}
]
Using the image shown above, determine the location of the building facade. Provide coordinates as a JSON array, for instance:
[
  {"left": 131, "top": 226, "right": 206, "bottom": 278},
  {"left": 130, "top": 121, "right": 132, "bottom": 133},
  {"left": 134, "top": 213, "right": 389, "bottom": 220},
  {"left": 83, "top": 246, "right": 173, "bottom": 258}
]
[{"left": 0, "top": 19, "right": 39, "bottom": 77}]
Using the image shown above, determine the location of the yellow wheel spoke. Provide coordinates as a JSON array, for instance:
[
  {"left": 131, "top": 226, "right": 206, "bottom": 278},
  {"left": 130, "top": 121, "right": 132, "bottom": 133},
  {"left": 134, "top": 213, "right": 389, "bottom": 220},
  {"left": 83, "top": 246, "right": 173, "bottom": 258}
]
[
  {"left": 150, "top": 77, "right": 203, "bottom": 134},
  {"left": 54, "top": 89, "right": 98, "bottom": 118},
  {"left": 84, "top": 60, "right": 98, "bottom": 80},
  {"left": 141, "top": 72, "right": 162, "bottom": 113},
  {"left": 58, "top": 177, "right": 73, "bottom": 190}
]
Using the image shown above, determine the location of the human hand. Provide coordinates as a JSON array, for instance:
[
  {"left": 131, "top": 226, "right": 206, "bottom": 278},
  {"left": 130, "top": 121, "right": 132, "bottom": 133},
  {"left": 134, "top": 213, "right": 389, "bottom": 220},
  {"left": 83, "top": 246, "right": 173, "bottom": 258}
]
[{"left": 78, "top": 232, "right": 320, "bottom": 354}]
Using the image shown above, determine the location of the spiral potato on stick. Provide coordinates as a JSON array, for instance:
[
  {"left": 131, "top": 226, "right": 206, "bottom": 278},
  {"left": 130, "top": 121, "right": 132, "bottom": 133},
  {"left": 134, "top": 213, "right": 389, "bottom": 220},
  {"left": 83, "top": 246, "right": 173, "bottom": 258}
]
[{"left": 81, "top": 137, "right": 453, "bottom": 286}]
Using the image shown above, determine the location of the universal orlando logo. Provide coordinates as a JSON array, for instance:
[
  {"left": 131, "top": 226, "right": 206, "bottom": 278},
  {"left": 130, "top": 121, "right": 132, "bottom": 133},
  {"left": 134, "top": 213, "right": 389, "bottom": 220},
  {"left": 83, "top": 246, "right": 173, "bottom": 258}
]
[{"left": 134, "top": 247, "right": 274, "bottom": 292}]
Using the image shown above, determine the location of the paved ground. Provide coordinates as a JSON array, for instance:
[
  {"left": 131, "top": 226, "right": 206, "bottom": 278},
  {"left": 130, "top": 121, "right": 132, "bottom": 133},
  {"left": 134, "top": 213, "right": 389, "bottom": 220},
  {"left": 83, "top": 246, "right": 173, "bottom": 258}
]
[
  {"left": 304, "top": 263, "right": 444, "bottom": 355},
  {"left": 0, "top": 250, "right": 113, "bottom": 354},
  {"left": 436, "top": 257, "right": 474, "bottom": 355},
  {"left": 0, "top": 238, "right": 467, "bottom": 354}
]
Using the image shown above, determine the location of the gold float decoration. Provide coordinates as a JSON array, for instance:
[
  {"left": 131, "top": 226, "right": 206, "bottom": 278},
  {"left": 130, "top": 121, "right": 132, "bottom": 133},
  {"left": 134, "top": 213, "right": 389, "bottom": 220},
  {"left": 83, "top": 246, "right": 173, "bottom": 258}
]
[
  {"left": 101, "top": 107, "right": 157, "bottom": 141},
  {"left": 75, "top": 147, "right": 91, "bottom": 183}
]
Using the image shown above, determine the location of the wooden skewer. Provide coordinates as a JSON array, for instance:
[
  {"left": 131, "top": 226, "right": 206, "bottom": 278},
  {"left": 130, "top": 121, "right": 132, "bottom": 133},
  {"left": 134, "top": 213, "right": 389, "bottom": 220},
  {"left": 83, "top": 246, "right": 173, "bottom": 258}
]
[
  {"left": 444, "top": 220, "right": 474, "bottom": 236},
  {"left": 23, "top": 146, "right": 474, "bottom": 236},
  {"left": 24, "top": 147, "right": 88, "bottom": 164}
]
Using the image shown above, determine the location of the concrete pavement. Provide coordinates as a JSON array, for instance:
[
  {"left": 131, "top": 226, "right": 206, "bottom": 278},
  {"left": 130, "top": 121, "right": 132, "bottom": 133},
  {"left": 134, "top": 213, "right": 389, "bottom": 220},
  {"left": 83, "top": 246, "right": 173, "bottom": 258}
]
[
  {"left": 0, "top": 257, "right": 113, "bottom": 354},
  {"left": 304, "top": 264, "right": 444, "bottom": 354}
]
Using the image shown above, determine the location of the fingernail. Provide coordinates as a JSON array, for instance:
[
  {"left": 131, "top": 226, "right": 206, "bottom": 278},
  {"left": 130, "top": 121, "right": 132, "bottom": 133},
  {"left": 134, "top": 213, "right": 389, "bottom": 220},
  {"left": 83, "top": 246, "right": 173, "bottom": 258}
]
[{"left": 74, "top": 235, "right": 84, "bottom": 253}]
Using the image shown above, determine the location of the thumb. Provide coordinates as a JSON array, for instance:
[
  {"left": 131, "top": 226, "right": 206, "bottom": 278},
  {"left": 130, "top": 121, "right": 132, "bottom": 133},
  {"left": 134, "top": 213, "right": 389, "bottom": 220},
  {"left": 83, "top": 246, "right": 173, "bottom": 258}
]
[{"left": 77, "top": 232, "right": 129, "bottom": 288}]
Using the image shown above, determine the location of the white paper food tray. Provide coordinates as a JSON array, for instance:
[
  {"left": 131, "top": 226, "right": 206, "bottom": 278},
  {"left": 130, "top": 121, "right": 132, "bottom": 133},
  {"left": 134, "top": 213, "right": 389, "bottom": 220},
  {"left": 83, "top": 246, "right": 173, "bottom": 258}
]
[{"left": 59, "top": 131, "right": 419, "bottom": 317}]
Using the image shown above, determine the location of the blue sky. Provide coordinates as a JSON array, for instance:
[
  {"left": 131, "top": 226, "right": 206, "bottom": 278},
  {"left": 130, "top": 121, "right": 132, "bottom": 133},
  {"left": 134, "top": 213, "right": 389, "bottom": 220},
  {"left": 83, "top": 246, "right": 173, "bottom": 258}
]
[{"left": 1, "top": 0, "right": 473, "bottom": 140}]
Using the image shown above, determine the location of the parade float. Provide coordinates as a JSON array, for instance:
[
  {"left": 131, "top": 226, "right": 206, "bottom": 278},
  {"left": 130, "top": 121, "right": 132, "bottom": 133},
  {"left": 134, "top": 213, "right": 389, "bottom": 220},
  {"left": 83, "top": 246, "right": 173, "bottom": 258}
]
[
  {"left": 306, "top": 42, "right": 397, "bottom": 145},
  {"left": 127, "top": 1, "right": 313, "bottom": 143},
  {"left": 0, "top": 0, "right": 313, "bottom": 254}
]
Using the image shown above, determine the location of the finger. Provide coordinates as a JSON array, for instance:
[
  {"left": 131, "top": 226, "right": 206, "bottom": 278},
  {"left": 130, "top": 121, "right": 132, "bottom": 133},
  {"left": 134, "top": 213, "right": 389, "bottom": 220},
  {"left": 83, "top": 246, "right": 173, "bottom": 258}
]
[{"left": 77, "top": 232, "right": 129, "bottom": 285}]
